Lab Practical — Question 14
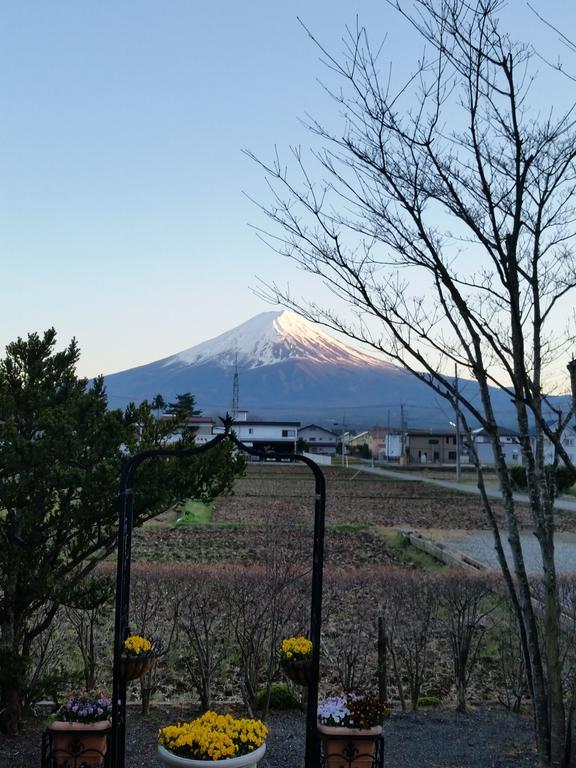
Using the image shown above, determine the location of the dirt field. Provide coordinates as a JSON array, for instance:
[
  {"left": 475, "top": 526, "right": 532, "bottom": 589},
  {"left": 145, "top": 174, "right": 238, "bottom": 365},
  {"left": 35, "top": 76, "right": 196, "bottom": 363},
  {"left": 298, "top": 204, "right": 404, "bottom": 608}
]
[{"left": 131, "top": 463, "right": 576, "bottom": 569}]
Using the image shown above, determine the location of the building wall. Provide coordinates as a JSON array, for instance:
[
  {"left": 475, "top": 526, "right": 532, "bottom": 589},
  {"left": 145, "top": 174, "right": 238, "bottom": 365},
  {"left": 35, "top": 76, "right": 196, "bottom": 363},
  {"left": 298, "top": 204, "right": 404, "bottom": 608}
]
[
  {"left": 234, "top": 424, "right": 299, "bottom": 441},
  {"left": 408, "top": 433, "right": 458, "bottom": 464}
]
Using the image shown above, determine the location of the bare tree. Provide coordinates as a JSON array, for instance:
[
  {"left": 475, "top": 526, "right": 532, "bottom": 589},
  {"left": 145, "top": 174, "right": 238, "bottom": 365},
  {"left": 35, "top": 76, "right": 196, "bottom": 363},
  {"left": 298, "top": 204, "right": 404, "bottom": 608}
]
[{"left": 250, "top": 1, "right": 576, "bottom": 763}]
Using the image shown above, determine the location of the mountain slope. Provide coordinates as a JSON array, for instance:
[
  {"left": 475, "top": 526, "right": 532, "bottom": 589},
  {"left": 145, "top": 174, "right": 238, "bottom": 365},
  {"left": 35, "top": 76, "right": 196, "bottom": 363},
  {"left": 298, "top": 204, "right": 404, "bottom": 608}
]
[{"left": 102, "top": 310, "right": 566, "bottom": 428}]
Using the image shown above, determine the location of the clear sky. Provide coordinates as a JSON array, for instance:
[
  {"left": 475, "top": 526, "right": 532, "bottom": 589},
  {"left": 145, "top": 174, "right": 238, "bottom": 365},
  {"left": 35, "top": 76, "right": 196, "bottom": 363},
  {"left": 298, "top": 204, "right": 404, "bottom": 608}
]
[{"left": 0, "top": 1, "right": 574, "bottom": 380}]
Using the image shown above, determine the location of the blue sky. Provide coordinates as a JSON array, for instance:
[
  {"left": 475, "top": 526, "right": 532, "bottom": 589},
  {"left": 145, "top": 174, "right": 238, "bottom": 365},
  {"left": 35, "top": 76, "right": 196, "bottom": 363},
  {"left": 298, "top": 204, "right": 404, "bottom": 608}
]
[{"left": 0, "top": 1, "right": 574, "bottom": 379}]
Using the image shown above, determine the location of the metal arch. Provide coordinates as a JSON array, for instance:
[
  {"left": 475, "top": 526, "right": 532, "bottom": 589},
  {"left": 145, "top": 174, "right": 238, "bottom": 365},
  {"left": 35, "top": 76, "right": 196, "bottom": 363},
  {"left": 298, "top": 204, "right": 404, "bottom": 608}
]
[{"left": 110, "top": 415, "right": 326, "bottom": 768}]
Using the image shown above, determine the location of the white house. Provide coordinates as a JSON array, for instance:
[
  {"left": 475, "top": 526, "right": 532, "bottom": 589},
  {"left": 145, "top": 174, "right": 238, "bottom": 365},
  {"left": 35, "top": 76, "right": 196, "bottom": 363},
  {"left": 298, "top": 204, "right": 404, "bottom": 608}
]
[
  {"left": 541, "top": 425, "right": 576, "bottom": 467},
  {"left": 214, "top": 415, "right": 301, "bottom": 457},
  {"left": 471, "top": 427, "right": 522, "bottom": 466},
  {"left": 298, "top": 424, "right": 338, "bottom": 455},
  {"left": 186, "top": 416, "right": 217, "bottom": 445}
]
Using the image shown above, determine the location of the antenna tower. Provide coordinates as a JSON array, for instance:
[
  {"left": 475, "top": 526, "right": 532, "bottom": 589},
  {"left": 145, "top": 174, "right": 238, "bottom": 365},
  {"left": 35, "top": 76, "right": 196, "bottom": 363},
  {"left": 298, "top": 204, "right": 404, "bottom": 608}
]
[{"left": 232, "top": 355, "right": 240, "bottom": 417}]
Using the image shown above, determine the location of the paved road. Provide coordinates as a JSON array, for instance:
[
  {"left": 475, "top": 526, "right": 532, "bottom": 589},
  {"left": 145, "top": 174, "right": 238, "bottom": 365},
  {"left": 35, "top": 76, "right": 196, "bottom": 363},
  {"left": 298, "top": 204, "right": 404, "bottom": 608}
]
[
  {"left": 355, "top": 465, "right": 576, "bottom": 513},
  {"left": 355, "top": 465, "right": 576, "bottom": 573}
]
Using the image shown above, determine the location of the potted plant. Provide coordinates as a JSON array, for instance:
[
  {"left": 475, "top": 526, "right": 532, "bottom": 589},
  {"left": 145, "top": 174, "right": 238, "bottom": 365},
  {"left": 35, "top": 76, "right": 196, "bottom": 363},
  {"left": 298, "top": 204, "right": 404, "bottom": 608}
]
[
  {"left": 120, "top": 633, "right": 158, "bottom": 680},
  {"left": 48, "top": 688, "right": 112, "bottom": 767},
  {"left": 279, "top": 636, "right": 313, "bottom": 686},
  {"left": 317, "top": 692, "right": 388, "bottom": 768},
  {"left": 157, "top": 711, "right": 268, "bottom": 767}
]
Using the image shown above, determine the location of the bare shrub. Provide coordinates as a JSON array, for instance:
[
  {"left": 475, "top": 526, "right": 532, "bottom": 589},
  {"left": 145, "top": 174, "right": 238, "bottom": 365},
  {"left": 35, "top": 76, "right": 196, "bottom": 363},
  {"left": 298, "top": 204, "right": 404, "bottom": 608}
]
[
  {"left": 435, "top": 570, "right": 497, "bottom": 712},
  {"left": 225, "top": 519, "right": 309, "bottom": 718},
  {"left": 322, "top": 569, "right": 379, "bottom": 693},
  {"left": 24, "top": 606, "right": 76, "bottom": 711},
  {"left": 490, "top": 594, "right": 528, "bottom": 713},
  {"left": 130, "top": 564, "right": 180, "bottom": 714},
  {"left": 174, "top": 565, "right": 234, "bottom": 712},
  {"left": 379, "top": 569, "right": 439, "bottom": 711},
  {"left": 64, "top": 574, "right": 115, "bottom": 691}
]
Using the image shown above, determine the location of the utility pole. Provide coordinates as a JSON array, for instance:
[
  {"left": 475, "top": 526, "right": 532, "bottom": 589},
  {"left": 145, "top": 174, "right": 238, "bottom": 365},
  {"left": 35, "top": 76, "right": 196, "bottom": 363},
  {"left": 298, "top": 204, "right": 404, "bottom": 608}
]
[
  {"left": 232, "top": 355, "right": 239, "bottom": 418},
  {"left": 400, "top": 404, "right": 406, "bottom": 464},
  {"left": 454, "top": 364, "right": 462, "bottom": 482}
]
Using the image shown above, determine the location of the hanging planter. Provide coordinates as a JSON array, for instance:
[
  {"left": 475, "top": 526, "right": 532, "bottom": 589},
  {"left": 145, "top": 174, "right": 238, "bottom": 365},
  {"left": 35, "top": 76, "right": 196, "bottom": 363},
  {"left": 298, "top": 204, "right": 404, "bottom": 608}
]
[
  {"left": 120, "top": 634, "right": 159, "bottom": 681},
  {"left": 157, "top": 711, "right": 267, "bottom": 768},
  {"left": 279, "top": 636, "right": 313, "bottom": 687}
]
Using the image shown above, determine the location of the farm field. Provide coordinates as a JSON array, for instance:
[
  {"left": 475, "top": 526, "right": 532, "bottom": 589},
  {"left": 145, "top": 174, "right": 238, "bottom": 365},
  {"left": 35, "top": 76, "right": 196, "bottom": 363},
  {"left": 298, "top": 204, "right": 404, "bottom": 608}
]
[{"left": 132, "top": 463, "right": 576, "bottom": 570}]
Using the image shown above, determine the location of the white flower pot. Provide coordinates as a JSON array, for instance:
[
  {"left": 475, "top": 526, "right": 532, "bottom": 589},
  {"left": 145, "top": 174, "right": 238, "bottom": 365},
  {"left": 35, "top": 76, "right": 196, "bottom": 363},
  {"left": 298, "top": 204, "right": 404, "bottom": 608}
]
[{"left": 157, "top": 742, "right": 266, "bottom": 767}]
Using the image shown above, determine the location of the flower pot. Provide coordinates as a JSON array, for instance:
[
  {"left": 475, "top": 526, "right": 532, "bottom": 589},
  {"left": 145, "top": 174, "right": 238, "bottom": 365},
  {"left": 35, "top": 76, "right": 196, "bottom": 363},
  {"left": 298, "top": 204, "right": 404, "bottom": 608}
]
[
  {"left": 318, "top": 723, "right": 382, "bottom": 768},
  {"left": 48, "top": 720, "right": 110, "bottom": 767},
  {"left": 157, "top": 742, "right": 266, "bottom": 767},
  {"left": 120, "top": 652, "right": 156, "bottom": 681},
  {"left": 280, "top": 657, "right": 312, "bottom": 686}
]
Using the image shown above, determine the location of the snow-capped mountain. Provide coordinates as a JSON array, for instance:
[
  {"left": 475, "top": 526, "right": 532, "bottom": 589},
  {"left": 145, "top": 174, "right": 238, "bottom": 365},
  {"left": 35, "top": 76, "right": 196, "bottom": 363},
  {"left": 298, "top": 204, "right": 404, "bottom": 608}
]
[
  {"left": 101, "top": 310, "right": 542, "bottom": 427},
  {"left": 164, "top": 311, "right": 389, "bottom": 370},
  {"left": 102, "top": 309, "right": 413, "bottom": 423}
]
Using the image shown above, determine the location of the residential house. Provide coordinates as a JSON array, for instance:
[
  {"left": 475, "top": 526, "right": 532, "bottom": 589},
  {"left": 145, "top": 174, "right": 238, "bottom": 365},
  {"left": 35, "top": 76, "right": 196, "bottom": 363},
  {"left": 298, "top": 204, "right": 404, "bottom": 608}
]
[
  {"left": 540, "top": 424, "right": 576, "bottom": 467},
  {"left": 367, "top": 426, "right": 403, "bottom": 461},
  {"left": 347, "top": 431, "right": 371, "bottom": 454},
  {"left": 298, "top": 424, "right": 338, "bottom": 455},
  {"left": 185, "top": 416, "right": 216, "bottom": 445},
  {"left": 471, "top": 427, "right": 522, "bottom": 466},
  {"left": 406, "top": 429, "right": 462, "bottom": 464},
  {"left": 216, "top": 415, "right": 300, "bottom": 457}
]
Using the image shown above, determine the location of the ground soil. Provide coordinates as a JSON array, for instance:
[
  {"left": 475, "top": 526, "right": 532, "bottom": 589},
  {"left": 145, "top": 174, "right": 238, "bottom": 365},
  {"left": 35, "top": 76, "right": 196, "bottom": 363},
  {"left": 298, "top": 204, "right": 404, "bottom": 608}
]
[{"left": 0, "top": 704, "right": 538, "bottom": 768}]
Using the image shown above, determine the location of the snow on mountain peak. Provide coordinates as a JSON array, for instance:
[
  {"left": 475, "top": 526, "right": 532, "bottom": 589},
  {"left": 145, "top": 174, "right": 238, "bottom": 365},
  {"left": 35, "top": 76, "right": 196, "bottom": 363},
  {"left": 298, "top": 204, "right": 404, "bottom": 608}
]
[{"left": 165, "top": 310, "right": 387, "bottom": 370}]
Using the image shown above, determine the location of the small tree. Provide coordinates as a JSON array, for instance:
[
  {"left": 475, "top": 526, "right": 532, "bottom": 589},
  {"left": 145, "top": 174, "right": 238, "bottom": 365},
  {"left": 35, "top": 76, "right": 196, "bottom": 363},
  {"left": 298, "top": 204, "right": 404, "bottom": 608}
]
[{"left": 0, "top": 330, "right": 243, "bottom": 733}]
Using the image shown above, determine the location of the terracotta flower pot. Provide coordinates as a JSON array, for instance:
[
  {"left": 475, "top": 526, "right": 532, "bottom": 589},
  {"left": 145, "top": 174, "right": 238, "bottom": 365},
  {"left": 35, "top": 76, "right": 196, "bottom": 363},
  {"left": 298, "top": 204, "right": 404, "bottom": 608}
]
[
  {"left": 280, "top": 657, "right": 312, "bottom": 686},
  {"left": 157, "top": 741, "right": 266, "bottom": 767},
  {"left": 48, "top": 720, "right": 110, "bottom": 767},
  {"left": 318, "top": 723, "right": 382, "bottom": 768},
  {"left": 120, "top": 652, "right": 156, "bottom": 681}
]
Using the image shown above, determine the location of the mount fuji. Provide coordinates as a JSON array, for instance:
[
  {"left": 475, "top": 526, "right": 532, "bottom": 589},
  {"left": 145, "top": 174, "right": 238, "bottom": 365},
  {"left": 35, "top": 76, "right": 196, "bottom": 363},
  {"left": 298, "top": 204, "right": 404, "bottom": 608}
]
[{"left": 101, "top": 310, "right": 531, "bottom": 428}]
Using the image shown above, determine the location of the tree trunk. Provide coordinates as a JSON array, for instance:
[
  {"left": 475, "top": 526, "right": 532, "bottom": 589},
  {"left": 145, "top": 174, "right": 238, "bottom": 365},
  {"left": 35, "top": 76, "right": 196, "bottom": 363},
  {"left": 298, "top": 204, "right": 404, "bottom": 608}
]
[
  {"left": 141, "top": 688, "right": 152, "bottom": 717},
  {"left": 0, "top": 647, "right": 27, "bottom": 735}
]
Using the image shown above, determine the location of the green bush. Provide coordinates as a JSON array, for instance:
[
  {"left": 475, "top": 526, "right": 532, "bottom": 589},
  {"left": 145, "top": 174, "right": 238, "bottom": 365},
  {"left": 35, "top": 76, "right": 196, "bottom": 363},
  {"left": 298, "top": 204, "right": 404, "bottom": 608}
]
[
  {"left": 509, "top": 465, "right": 575, "bottom": 494},
  {"left": 256, "top": 682, "right": 300, "bottom": 710},
  {"left": 553, "top": 466, "right": 576, "bottom": 494},
  {"left": 417, "top": 695, "right": 442, "bottom": 708},
  {"left": 509, "top": 465, "right": 527, "bottom": 490}
]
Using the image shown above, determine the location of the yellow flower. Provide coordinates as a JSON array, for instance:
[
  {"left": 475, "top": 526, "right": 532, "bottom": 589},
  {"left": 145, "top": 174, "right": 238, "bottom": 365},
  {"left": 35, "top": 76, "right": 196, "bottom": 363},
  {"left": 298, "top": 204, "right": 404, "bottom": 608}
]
[
  {"left": 280, "top": 636, "right": 313, "bottom": 661},
  {"left": 158, "top": 711, "right": 268, "bottom": 760},
  {"left": 123, "top": 635, "right": 152, "bottom": 656}
]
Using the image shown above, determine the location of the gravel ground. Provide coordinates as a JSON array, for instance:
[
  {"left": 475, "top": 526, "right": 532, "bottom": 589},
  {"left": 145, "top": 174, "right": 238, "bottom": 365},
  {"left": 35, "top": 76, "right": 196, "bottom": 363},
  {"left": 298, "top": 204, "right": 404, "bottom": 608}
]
[
  {"left": 0, "top": 706, "right": 537, "bottom": 767},
  {"left": 438, "top": 530, "right": 576, "bottom": 574}
]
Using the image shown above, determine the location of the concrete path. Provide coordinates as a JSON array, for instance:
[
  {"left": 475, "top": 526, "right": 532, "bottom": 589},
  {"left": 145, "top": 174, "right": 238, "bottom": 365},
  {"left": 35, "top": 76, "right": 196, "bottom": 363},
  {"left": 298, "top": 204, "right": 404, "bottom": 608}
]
[
  {"left": 429, "top": 529, "right": 576, "bottom": 574},
  {"left": 353, "top": 464, "right": 576, "bottom": 573},
  {"left": 355, "top": 465, "right": 576, "bottom": 513}
]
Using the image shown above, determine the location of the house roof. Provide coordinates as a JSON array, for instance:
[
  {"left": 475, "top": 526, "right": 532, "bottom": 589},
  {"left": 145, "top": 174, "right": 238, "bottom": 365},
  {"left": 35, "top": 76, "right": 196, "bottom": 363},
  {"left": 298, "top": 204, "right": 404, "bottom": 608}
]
[
  {"left": 299, "top": 424, "right": 337, "bottom": 435},
  {"left": 234, "top": 420, "right": 301, "bottom": 427}
]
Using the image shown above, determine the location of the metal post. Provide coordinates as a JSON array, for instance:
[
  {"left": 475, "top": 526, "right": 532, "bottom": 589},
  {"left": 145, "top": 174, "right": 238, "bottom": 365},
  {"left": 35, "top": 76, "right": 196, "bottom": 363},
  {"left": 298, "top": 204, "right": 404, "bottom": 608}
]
[
  {"left": 454, "top": 364, "right": 461, "bottom": 482},
  {"left": 110, "top": 461, "right": 138, "bottom": 768},
  {"left": 300, "top": 456, "right": 326, "bottom": 768}
]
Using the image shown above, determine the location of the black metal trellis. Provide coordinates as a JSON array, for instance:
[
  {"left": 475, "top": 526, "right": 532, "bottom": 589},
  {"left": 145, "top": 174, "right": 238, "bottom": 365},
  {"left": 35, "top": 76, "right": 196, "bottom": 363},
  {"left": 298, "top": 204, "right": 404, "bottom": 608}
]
[
  {"left": 320, "top": 733, "right": 384, "bottom": 767},
  {"left": 110, "top": 415, "right": 326, "bottom": 768},
  {"left": 42, "top": 727, "right": 111, "bottom": 768}
]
